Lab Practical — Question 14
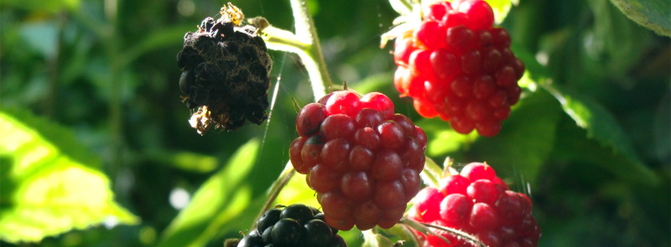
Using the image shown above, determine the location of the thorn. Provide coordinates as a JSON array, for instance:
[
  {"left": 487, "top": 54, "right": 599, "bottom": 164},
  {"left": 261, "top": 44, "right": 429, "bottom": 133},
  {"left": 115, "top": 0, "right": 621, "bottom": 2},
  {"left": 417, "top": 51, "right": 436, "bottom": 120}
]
[{"left": 291, "top": 98, "right": 302, "bottom": 113}]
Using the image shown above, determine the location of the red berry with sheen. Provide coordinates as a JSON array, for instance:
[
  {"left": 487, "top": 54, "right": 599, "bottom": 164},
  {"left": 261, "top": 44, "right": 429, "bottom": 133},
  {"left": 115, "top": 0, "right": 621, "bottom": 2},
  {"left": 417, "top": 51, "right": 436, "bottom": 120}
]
[
  {"left": 391, "top": 0, "right": 524, "bottom": 137},
  {"left": 408, "top": 162, "right": 541, "bottom": 247},
  {"left": 289, "top": 91, "right": 427, "bottom": 230}
]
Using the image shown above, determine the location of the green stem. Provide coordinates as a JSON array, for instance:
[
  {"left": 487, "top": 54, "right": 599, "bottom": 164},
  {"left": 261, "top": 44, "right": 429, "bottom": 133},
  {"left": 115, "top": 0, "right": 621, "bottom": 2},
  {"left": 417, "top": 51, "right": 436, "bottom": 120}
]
[
  {"left": 247, "top": 0, "right": 329, "bottom": 231},
  {"left": 289, "top": 0, "right": 332, "bottom": 99},
  {"left": 105, "top": 0, "right": 124, "bottom": 193},
  {"left": 263, "top": 0, "right": 332, "bottom": 101},
  {"left": 251, "top": 161, "right": 296, "bottom": 230},
  {"left": 421, "top": 223, "right": 487, "bottom": 247},
  {"left": 400, "top": 217, "right": 487, "bottom": 247},
  {"left": 44, "top": 11, "right": 67, "bottom": 119}
]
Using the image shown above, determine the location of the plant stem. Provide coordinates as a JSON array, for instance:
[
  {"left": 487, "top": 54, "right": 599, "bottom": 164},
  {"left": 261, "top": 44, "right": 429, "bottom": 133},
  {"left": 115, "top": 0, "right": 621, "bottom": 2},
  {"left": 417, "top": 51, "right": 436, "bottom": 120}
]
[
  {"left": 289, "top": 0, "right": 332, "bottom": 99},
  {"left": 44, "top": 11, "right": 67, "bottom": 119},
  {"left": 248, "top": 0, "right": 330, "bottom": 231},
  {"left": 263, "top": 0, "right": 332, "bottom": 101},
  {"left": 422, "top": 223, "right": 487, "bottom": 247},
  {"left": 105, "top": 0, "right": 124, "bottom": 196},
  {"left": 400, "top": 217, "right": 487, "bottom": 247},
  {"left": 251, "top": 161, "right": 296, "bottom": 230}
]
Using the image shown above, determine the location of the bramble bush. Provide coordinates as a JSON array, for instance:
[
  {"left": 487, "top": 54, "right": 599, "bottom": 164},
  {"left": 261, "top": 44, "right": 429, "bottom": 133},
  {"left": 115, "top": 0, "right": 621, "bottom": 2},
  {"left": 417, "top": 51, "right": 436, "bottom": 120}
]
[{"left": 0, "top": 0, "right": 669, "bottom": 246}]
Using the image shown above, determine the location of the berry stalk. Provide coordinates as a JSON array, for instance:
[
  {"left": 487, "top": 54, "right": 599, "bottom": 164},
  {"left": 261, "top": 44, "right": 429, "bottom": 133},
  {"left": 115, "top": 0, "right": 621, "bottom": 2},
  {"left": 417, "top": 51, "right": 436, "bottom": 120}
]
[
  {"left": 262, "top": 0, "right": 333, "bottom": 100},
  {"left": 400, "top": 215, "right": 487, "bottom": 247},
  {"left": 421, "top": 222, "right": 486, "bottom": 247},
  {"left": 250, "top": 0, "right": 336, "bottom": 231},
  {"left": 251, "top": 161, "right": 296, "bottom": 231}
]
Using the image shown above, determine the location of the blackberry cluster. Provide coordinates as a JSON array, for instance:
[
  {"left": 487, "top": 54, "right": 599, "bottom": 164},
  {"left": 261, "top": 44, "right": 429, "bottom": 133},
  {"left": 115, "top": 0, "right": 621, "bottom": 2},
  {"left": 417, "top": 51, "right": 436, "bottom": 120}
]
[
  {"left": 177, "top": 4, "right": 272, "bottom": 135},
  {"left": 408, "top": 162, "right": 540, "bottom": 247},
  {"left": 392, "top": 0, "right": 525, "bottom": 137},
  {"left": 237, "top": 204, "right": 347, "bottom": 247},
  {"left": 289, "top": 91, "right": 427, "bottom": 231}
]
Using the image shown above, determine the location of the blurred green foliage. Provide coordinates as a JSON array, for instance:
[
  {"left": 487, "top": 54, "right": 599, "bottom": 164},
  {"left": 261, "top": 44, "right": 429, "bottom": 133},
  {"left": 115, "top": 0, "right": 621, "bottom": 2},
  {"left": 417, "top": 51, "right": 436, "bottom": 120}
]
[{"left": 0, "top": 0, "right": 669, "bottom": 246}]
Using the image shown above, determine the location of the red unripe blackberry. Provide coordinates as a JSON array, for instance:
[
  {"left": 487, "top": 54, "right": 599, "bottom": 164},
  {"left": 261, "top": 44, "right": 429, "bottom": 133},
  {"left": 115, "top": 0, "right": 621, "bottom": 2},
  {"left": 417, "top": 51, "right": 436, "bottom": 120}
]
[
  {"left": 325, "top": 91, "right": 362, "bottom": 117},
  {"left": 390, "top": 0, "right": 525, "bottom": 137},
  {"left": 296, "top": 103, "right": 326, "bottom": 136},
  {"left": 289, "top": 91, "right": 427, "bottom": 230},
  {"left": 408, "top": 162, "right": 541, "bottom": 247}
]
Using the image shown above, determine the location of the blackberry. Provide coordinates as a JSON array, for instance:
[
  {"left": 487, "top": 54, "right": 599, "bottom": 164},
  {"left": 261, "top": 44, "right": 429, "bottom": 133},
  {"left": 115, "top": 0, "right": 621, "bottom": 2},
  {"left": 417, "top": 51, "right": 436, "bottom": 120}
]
[
  {"left": 289, "top": 91, "right": 427, "bottom": 230},
  {"left": 177, "top": 3, "right": 272, "bottom": 135},
  {"left": 386, "top": 0, "right": 524, "bottom": 137},
  {"left": 408, "top": 162, "right": 541, "bottom": 247},
  {"left": 237, "top": 204, "right": 347, "bottom": 247}
]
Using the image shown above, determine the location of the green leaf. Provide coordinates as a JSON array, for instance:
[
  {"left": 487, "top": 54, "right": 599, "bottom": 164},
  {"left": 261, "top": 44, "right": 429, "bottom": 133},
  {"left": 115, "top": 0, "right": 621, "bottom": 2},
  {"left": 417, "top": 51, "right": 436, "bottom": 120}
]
[
  {"left": 608, "top": 0, "right": 671, "bottom": 37},
  {"left": 543, "top": 84, "right": 659, "bottom": 185},
  {"left": 362, "top": 230, "right": 395, "bottom": 247},
  {"left": 120, "top": 25, "right": 196, "bottom": 67},
  {"left": 2, "top": 0, "right": 80, "bottom": 12},
  {"left": 419, "top": 157, "right": 443, "bottom": 189},
  {"left": 146, "top": 151, "right": 219, "bottom": 173},
  {"left": 551, "top": 117, "right": 660, "bottom": 186},
  {"left": 485, "top": 0, "right": 517, "bottom": 24},
  {"left": 468, "top": 90, "right": 562, "bottom": 188},
  {"left": 389, "top": 0, "right": 414, "bottom": 16},
  {"left": 157, "top": 139, "right": 260, "bottom": 247},
  {"left": 653, "top": 92, "right": 670, "bottom": 161},
  {"left": 0, "top": 109, "right": 138, "bottom": 243},
  {"left": 273, "top": 172, "right": 320, "bottom": 208},
  {"left": 415, "top": 117, "right": 478, "bottom": 157}
]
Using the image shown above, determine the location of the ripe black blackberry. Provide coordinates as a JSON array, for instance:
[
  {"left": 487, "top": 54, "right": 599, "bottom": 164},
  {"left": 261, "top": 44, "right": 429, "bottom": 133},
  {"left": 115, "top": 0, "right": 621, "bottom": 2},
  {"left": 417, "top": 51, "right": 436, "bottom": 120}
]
[
  {"left": 237, "top": 204, "right": 347, "bottom": 247},
  {"left": 177, "top": 3, "right": 272, "bottom": 135}
]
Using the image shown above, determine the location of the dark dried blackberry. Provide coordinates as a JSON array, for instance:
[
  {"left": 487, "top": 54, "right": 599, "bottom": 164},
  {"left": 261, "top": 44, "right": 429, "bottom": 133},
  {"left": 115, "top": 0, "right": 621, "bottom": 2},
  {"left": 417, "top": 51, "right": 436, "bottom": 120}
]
[{"left": 177, "top": 3, "right": 272, "bottom": 135}]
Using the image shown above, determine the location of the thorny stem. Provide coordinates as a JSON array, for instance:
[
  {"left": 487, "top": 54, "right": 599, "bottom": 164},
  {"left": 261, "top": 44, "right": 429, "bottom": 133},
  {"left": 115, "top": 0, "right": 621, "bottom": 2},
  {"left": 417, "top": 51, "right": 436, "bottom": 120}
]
[
  {"left": 422, "top": 223, "right": 488, "bottom": 247},
  {"left": 400, "top": 217, "right": 488, "bottom": 247}
]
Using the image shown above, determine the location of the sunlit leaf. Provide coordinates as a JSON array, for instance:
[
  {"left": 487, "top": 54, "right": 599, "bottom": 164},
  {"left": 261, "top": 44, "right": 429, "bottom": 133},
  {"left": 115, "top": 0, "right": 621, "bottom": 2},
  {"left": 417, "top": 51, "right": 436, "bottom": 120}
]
[
  {"left": 485, "top": 0, "right": 517, "bottom": 24},
  {"left": 274, "top": 172, "right": 319, "bottom": 208},
  {"left": 148, "top": 151, "right": 218, "bottom": 173},
  {"left": 2, "top": 0, "right": 79, "bottom": 12},
  {"left": 419, "top": 157, "right": 443, "bottom": 188},
  {"left": 0, "top": 109, "right": 138, "bottom": 243},
  {"left": 157, "top": 139, "right": 260, "bottom": 247},
  {"left": 608, "top": 0, "right": 671, "bottom": 37},
  {"left": 389, "top": 0, "right": 414, "bottom": 16},
  {"left": 377, "top": 223, "right": 419, "bottom": 247},
  {"left": 362, "top": 230, "right": 395, "bottom": 247},
  {"left": 415, "top": 118, "right": 478, "bottom": 157}
]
